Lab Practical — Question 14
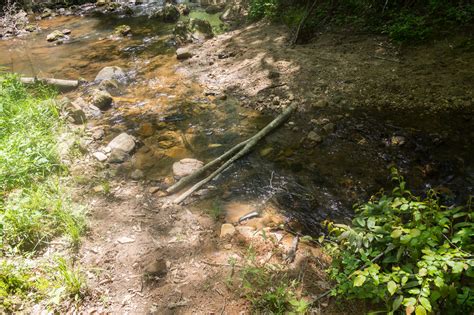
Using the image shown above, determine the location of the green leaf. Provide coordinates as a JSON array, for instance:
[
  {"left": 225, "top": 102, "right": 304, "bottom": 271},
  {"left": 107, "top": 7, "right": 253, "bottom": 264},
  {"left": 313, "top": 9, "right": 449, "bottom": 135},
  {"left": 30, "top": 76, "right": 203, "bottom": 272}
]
[
  {"left": 392, "top": 295, "right": 403, "bottom": 311},
  {"left": 419, "top": 297, "right": 432, "bottom": 312},
  {"left": 452, "top": 262, "right": 464, "bottom": 274},
  {"left": 387, "top": 281, "right": 397, "bottom": 296},
  {"left": 353, "top": 275, "right": 366, "bottom": 287},
  {"left": 391, "top": 229, "right": 403, "bottom": 238},
  {"left": 434, "top": 277, "right": 444, "bottom": 288},
  {"left": 409, "top": 229, "right": 421, "bottom": 238},
  {"left": 415, "top": 305, "right": 426, "bottom": 315}
]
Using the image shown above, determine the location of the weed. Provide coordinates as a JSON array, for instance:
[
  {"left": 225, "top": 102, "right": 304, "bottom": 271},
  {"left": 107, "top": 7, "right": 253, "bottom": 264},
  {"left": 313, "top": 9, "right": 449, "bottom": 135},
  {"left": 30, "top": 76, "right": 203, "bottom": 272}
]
[
  {"left": 230, "top": 246, "right": 309, "bottom": 314},
  {"left": 324, "top": 168, "right": 474, "bottom": 314}
]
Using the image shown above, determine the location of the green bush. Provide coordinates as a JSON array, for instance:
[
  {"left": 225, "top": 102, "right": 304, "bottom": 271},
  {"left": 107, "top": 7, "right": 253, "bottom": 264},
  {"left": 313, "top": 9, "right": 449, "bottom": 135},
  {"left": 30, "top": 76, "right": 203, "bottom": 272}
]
[
  {"left": 324, "top": 168, "right": 474, "bottom": 314},
  {"left": 249, "top": 0, "right": 279, "bottom": 21}
]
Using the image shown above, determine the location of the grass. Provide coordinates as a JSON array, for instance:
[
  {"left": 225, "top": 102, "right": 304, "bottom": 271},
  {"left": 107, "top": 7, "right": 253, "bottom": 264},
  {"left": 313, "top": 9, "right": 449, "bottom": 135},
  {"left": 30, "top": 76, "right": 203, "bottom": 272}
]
[
  {"left": 0, "top": 73, "right": 87, "bottom": 311},
  {"left": 229, "top": 246, "right": 309, "bottom": 314}
]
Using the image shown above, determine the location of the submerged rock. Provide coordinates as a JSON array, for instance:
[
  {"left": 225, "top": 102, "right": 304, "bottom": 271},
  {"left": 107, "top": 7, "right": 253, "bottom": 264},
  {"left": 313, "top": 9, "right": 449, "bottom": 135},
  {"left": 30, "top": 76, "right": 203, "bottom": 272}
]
[
  {"left": 107, "top": 133, "right": 135, "bottom": 153},
  {"left": 172, "top": 158, "right": 203, "bottom": 178},
  {"left": 95, "top": 66, "right": 126, "bottom": 82},
  {"left": 91, "top": 90, "right": 113, "bottom": 110}
]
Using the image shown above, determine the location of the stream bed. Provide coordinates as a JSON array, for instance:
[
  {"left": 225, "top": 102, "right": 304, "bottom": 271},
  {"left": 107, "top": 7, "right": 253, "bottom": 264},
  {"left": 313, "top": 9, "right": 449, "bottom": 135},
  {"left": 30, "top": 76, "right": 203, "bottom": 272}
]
[{"left": 1, "top": 8, "right": 473, "bottom": 235}]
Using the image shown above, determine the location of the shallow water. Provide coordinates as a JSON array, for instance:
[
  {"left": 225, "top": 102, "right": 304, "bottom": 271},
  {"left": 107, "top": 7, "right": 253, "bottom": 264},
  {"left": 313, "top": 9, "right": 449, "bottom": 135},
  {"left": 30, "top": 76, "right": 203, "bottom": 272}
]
[{"left": 1, "top": 12, "right": 472, "bottom": 235}]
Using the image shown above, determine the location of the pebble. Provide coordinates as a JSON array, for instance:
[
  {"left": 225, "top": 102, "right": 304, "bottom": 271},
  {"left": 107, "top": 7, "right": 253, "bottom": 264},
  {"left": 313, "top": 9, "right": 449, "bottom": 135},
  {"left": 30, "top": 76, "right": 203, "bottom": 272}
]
[
  {"left": 220, "top": 223, "right": 236, "bottom": 238},
  {"left": 92, "top": 151, "right": 108, "bottom": 162}
]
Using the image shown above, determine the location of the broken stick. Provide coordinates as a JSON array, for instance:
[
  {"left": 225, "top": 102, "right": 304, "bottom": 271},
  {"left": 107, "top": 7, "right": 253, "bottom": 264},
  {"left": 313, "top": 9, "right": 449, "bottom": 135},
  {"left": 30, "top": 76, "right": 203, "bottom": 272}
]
[{"left": 172, "top": 103, "right": 297, "bottom": 204}]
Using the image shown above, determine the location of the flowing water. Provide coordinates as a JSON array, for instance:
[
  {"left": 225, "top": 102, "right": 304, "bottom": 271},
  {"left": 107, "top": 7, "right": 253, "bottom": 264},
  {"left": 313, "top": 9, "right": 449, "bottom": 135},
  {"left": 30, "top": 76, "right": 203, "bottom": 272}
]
[{"left": 1, "top": 10, "right": 473, "bottom": 234}]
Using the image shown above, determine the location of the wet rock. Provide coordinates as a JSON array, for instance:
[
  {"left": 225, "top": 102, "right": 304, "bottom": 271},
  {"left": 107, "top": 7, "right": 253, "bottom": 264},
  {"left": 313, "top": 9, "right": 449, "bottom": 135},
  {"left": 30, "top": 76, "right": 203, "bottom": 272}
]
[
  {"left": 62, "top": 29, "right": 71, "bottom": 35},
  {"left": 98, "top": 79, "right": 120, "bottom": 95},
  {"left": 25, "top": 24, "right": 37, "bottom": 32},
  {"left": 172, "top": 158, "right": 203, "bottom": 178},
  {"left": 93, "top": 151, "right": 107, "bottom": 162},
  {"left": 220, "top": 223, "right": 235, "bottom": 238},
  {"left": 107, "top": 132, "right": 135, "bottom": 153},
  {"left": 95, "top": 66, "right": 126, "bottom": 82},
  {"left": 176, "top": 47, "right": 193, "bottom": 60},
  {"left": 114, "top": 24, "right": 131, "bottom": 36},
  {"left": 46, "top": 30, "right": 65, "bottom": 42},
  {"left": 149, "top": 4, "right": 180, "bottom": 23},
  {"left": 41, "top": 9, "right": 53, "bottom": 18},
  {"left": 131, "top": 169, "right": 144, "bottom": 180},
  {"left": 108, "top": 148, "right": 128, "bottom": 163},
  {"left": 190, "top": 18, "right": 214, "bottom": 40},
  {"left": 91, "top": 90, "right": 113, "bottom": 110},
  {"left": 177, "top": 3, "right": 190, "bottom": 15},
  {"left": 307, "top": 131, "right": 322, "bottom": 143},
  {"left": 144, "top": 258, "right": 167, "bottom": 277}
]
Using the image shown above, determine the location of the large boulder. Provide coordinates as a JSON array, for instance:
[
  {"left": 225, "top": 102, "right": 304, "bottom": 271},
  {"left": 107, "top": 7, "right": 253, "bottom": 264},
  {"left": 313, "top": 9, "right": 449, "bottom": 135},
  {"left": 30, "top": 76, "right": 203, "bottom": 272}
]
[
  {"left": 173, "top": 21, "right": 193, "bottom": 46},
  {"left": 94, "top": 66, "right": 126, "bottom": 82},
  {"left": 107, "top": 133, "right": 135, "bottom": 153},
  {"left": 149, "top": 4, "right": 180, "bottom": 23},
  {"left": 172, "top": 158, "right": 203, "bottom": 178}
]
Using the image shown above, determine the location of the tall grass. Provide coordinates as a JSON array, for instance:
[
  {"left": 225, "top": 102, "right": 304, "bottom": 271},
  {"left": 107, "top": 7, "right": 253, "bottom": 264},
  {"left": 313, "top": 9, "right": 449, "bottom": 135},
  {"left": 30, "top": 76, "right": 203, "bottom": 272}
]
[{"left": 0, "top": 74, "right": 87, "bottom": 310}]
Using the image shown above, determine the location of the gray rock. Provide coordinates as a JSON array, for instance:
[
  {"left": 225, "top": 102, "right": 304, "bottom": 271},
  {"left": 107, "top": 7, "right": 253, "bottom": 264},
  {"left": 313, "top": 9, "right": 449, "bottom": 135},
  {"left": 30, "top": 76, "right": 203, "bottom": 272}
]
[
  {"left": 172, "top": 158, "right": 203, "bottom": 178},
  {"left": 93, "top": 151, "right": 108, "bottom": 162},
  {"left": 91, "top": 128, "right": 105, "bottom": 140},
  {"left": 149, "top": 4, "right": 180, "bottom": 22},
  {"left": 176, "top": 47, "right": 193, "bottom": 60},
  {"left": 94, "top": 66, "right": 126, "bottom": 82},
  {"left": 108, "top": 148, "right": 128, "bottom": 163},
  {"left": 307, "top": 131, "right": 322, "bottom": 143},
  {"left": 107, "top": 133, "right": 135, "bottom": 153},
  {"left": 91, "top": 90, "right": 113, "bottom": 110},
  {"left": 131, "top": 169, "right": 144, "bottom": 180}
]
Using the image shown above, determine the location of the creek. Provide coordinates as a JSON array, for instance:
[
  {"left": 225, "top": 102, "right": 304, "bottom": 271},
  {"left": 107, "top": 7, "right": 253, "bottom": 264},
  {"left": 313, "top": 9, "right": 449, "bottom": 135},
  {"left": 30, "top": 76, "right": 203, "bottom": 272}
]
[{"left": 1, "top": 7, "right": 473, "bottom": 235}]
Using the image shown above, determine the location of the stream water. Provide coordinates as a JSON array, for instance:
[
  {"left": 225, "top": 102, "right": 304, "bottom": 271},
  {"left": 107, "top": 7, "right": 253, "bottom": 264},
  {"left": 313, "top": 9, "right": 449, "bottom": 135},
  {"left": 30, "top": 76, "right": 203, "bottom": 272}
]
[{"left": 1, "top": 9, "right": 473, "bottom": 234}]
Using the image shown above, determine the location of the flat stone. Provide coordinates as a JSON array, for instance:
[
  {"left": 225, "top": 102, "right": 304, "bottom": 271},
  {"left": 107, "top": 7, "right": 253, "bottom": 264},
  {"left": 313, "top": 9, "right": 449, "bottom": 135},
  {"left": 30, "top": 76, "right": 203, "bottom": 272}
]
[
  {"left": 92, "top": 151, "right": 107, "bottom": 162},
  {"left": 107, "top": 133, "right": 135, "bottom": 153},
  {"left": 220, "top": 223, "right": 236, "bottom": 238},
  {"left": 95, "top": 66, "right": 126, "bottom": 82},
  {"left": 172, "top": 158, "right": 203, "bottom": 178}
]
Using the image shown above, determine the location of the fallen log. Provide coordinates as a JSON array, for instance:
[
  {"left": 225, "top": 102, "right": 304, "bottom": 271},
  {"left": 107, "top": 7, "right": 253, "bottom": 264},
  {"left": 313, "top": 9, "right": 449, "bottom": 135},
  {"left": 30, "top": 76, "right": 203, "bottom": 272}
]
[
  {"left": 20, "top": 77, "right": 80, "bottom": 91},
  {"left": 172, "top": 102, "right": 297, "bottom": 204}
]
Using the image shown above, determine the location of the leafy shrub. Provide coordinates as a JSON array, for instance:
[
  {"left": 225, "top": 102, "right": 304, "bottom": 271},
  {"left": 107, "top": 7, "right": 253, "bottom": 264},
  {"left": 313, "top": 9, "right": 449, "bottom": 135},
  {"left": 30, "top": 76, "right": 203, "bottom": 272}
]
[
  {"left": 324, "top": 168, "right": 474, "bottom": 314},
  {"left": 249, "top": 0, "right": 279, "bottom": 21}
]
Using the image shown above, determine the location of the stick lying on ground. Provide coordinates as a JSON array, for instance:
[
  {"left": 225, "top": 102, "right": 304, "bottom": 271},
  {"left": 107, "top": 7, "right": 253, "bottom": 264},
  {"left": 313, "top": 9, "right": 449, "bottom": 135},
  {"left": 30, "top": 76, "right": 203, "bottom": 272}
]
[
  {"left": 171, "top": 102, "right": 298, "bottom": 204},
  {"left": 20, "top": 77, "right": 80, "bottom": 90}
]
